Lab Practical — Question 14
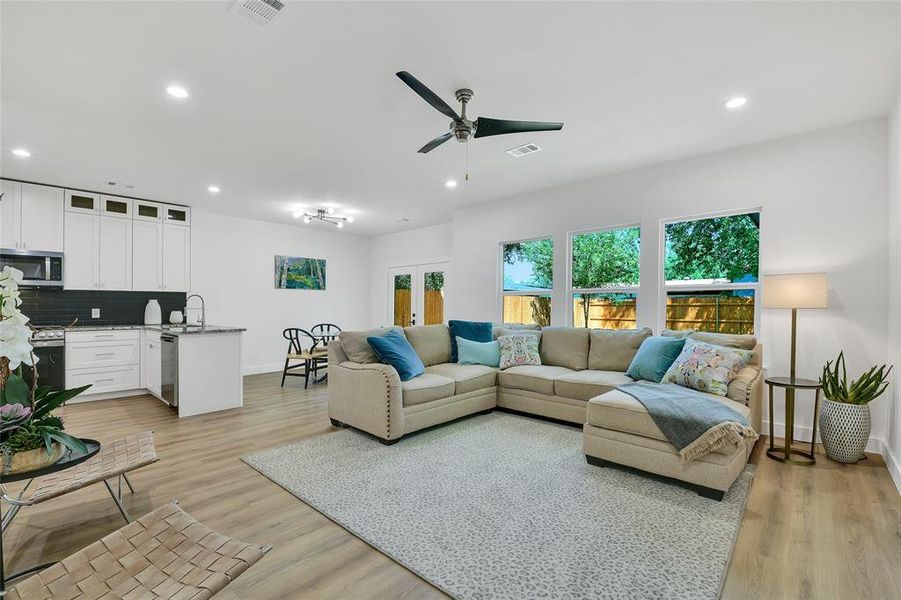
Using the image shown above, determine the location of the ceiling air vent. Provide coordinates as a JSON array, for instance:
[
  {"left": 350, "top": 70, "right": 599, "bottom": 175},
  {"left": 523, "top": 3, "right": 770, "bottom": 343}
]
[
  {"left": 231, "top": 0, "right": 285, "bottom": 26},
  {"left": 506, "top": 143, "right": 542, "bottom": 158}
]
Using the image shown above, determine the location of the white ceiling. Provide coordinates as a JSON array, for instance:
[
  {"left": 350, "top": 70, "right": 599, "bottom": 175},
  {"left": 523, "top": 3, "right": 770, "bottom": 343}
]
[{"left": 1, "top": 1, "right": 897, "bottom": 236}]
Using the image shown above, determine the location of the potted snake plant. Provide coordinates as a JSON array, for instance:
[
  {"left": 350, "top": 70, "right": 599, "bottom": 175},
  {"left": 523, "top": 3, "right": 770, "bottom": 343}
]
[
  {"left": 818, "top": 352, "right": 892, "bottom": 463},
  {"left": 0, "top": 266, "right": 89, "bottom": 474}
]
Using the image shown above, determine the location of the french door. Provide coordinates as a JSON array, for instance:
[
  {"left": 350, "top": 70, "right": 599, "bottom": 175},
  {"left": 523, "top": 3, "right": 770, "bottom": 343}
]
[{"left": 387, "top": 262, "right": 449, "bottom": 327}]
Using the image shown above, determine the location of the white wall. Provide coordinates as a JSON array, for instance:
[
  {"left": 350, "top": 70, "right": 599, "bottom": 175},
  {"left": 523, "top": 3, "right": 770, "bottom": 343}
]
[
  {"left": 368, "top": 222, "right": 453, "bottom": 326},
  {"left": 886, "top": 15, "right": 901, "bottom": 490},
  {"left": 190, "top": 210, "right": 371, "bottom": 374},
  {"left": 447, "top": 119, "right": 890, "bottom": 451}
]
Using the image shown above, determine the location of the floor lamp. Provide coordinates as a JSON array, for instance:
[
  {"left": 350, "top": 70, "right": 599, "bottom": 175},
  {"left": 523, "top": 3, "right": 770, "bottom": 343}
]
[{"left": 761, "top": 273, "right": 828, "bottom": 464}]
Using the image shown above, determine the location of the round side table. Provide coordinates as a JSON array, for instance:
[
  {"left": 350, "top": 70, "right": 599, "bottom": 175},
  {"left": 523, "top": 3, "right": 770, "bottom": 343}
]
[
  {"left": 1, "top": 439, "right": 101, "bottom": 595},
  {"left": 765, "top": 377, "right": 821, "bottom": 465}
]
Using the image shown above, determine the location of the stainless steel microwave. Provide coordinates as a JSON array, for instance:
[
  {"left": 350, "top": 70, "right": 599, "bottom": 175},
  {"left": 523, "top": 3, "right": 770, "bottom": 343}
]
[{"left": 0, "top": 249, "right": 63, "bottom": 287}]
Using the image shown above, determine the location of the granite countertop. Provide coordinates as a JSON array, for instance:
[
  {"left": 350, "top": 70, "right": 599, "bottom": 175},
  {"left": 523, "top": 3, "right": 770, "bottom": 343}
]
[{"left": 64, "top": 324, "right": 246, "bottom": 335}]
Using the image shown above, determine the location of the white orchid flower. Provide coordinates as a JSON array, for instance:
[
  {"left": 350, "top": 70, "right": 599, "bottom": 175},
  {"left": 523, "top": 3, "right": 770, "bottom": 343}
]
[{"left": 0, "top": 318, "right": 36, "bottom": 369}]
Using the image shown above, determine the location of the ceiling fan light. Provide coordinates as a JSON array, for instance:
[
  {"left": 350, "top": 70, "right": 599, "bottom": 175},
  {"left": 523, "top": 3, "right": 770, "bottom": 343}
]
[
  {"left": 326, "top": 207, "right": 335, "bottom": 215},
  {"left": 336, "top": 221, "right": 344, "bottom": 228},
  {"left": 303, "top": 215, "right": 311, "bottom": 224},
  {"left": 345, "top": 216, "right": 354, "bottom": 223}
]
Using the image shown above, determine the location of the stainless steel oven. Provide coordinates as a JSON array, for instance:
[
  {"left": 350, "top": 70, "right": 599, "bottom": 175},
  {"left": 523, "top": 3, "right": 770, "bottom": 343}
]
[
  {"left": 0, "top": 249, "right": 63, "bottom": 287},
  {"left": 23, "top": 328, "right": 66, "bottom": 391}
]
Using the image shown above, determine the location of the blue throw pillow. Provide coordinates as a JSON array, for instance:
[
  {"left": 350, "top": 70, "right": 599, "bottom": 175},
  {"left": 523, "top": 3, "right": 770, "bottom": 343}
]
[
  {"left": 456, "top": 336, "right": 501, "bottom": 368},
  {"left": 448, "top": 320, "right": 493, "bottom": 362},
  {"left": 626, "top": 336, "right": 687, "bottom": 383},
  {"left": 367, "top": 329, "right": 425, "bottom": 381}
]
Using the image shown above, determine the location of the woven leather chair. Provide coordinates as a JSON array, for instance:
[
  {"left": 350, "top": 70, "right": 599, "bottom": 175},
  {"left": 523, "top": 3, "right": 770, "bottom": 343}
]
[
  {"left": 1, "top": 431, "right": 159, "bottom": 532},
  {"left": 7, "top": 502, "right": 270, "bottom": 600}
]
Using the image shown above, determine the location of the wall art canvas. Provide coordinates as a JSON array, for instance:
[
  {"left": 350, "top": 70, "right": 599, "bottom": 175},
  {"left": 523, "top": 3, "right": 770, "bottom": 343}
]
[{"left": 275, "top": 255, "right": 326, "bottom": 290}]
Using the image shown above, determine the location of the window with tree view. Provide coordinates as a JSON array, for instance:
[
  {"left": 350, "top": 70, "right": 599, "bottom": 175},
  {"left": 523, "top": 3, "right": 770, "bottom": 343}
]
[
  {"left": 664, "top": 211, "right": 759, "bottom": 334},
  {"left": 571, "top": 226, "right": 640, "bottom": 329},
  {"left": 502, "top": 238, "right": 553, "bottom": 326}
]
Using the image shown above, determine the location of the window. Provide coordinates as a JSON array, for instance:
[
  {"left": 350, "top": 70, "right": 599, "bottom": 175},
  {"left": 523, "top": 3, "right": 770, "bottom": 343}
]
[
  {"left": 663, "top": 211, "right": 760, "bottom": 334},
  {"left": 570, "top": 226, "right": 640, "bottom": 329},
  {"left": 501, "top": 238, "right": 553, "bottom": 326}
]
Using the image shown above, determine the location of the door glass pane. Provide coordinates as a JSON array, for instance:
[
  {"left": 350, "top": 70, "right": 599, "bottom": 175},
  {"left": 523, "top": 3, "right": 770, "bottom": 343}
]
[
  {"left": 167, "top": 208, "right": 187, "bottom": 222},
  {"left": 573, "top": 293, "right": 637, "bottom": 329},
  {"left": 666, "top": 290, "right": 756, "bottom": 334},
  {"left": 423, "top": 271, "right": 444, "bottom": 325},
  {"left": 393, "top": 273, "right": 412, "bottom": 327},
  {"left": 105, "top": 199, "right": 128, "bottom": 214},
  {"left": 502, "top": 294, "right": 551, "bottom": 326},
  {"left": 70, "top": 194, "right": 95, "bottom": 210},
  {"left": 138, "top": 204, "right": 159, "bottom": 218}
]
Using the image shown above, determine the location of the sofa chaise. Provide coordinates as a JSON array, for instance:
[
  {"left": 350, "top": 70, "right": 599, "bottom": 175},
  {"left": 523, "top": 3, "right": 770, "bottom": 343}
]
[{"left": 327, "top": 324, "right": 762, "bottom": 499}]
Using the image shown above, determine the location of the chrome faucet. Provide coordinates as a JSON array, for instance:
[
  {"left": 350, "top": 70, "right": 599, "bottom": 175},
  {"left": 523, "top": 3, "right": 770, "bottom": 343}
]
[{"left": 185, "top": 294, "right": 205, "bottom": 327}]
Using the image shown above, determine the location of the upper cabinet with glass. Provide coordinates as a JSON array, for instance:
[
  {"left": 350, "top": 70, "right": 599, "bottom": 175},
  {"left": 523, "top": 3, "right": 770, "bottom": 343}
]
[
  {"left": 164, "top": 204, "right": 190, "bottom": 226},
  {"left": 101, "top": 195, "right": 132, "bottom": 218},
  {"left": 134, "top": 200, "right": 163, "bottom": 222},
  {"left": 65, "top": 190, "right": 100, "bottom": 214}
]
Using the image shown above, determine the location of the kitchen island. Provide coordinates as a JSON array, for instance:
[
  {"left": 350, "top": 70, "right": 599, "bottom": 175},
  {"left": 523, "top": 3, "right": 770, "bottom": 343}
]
[{"left": 64, "top": 324, "right": 246, "bottom": 417}]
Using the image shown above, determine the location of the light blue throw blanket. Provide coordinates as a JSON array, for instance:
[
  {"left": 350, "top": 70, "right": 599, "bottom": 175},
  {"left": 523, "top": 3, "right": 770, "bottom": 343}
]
[{"left": 617, "top": 381, "right": 758, "bottom": 461}]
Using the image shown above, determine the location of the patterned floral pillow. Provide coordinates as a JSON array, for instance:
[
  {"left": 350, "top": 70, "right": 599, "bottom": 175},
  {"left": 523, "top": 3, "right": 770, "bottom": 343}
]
[
  {"left": 661, "top": 338, "right": 755, "bottom": 396},
  {"left": 497, "top": 334, "right": 542, "bottom": 370}
]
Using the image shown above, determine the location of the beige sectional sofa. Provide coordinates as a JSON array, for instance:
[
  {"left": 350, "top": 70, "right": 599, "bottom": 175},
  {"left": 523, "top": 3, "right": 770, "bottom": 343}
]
[{"left": 328, "top": 324, "right": 762, "bottom": 499}]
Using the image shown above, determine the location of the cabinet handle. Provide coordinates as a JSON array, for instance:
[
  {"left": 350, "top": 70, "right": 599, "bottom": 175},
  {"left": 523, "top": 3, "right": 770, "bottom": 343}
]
[
  {"left": 95, "top": 378, "right": 115, "bottom": 383},
  {"left": 94, "top": 352, "right": 116, "bottom": 357}
]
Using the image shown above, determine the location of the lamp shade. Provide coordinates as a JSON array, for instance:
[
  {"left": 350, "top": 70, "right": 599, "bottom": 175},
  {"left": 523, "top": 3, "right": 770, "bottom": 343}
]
[{"left": 762, "top": 273, "right": 827, "bottom": 309}]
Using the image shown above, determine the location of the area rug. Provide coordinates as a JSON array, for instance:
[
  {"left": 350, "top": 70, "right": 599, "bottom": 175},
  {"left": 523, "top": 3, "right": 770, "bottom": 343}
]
[{"left": 242, "top": 412, "right": 753, "bottom": 600}]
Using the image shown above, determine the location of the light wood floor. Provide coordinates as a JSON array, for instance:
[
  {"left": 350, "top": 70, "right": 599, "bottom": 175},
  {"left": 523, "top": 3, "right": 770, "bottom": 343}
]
[{"left": 4, "top": 373, "right": 900, "bottom": 599}]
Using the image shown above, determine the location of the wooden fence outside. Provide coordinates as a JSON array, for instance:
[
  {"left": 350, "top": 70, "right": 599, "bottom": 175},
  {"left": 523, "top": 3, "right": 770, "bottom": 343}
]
[
  {"left": 393, "top": 289, "right": 444, "bottom": 326},
  {"left": 572, "top": 297, "right": 637, "bottom": 330}
]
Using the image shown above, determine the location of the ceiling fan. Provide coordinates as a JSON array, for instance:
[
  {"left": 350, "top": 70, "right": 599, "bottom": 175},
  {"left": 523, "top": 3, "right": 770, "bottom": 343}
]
[{"left": 396, "top": 71, "right": 564, "bottom": 154}]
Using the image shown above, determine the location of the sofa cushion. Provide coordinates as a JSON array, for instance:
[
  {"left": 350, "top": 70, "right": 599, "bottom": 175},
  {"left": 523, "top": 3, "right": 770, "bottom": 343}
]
[
  {"left": 367, "top": 329, "right": 425, "bottom": 382},
  {"left": 626, "top": 336, "right": 686, "bottom": 383},
  {"left": 498, "top": 333, "right": 542, "bottom": 369},
  {"left": 554, "top": 370, "right": 634, "bottom": 401},
  {"left": 401, "top": 372, "right": 456, "bottom": 406},
  {"left": 587, "top": 388, "right": 751, "bottom": 451},
  {"left": 661, "top": 338, "right": 756, "bottom": 397},
  {"left": 426, "top": 363, "right": 498, "bottom": 395},
  {"left": 339, "top": 327, "right": 405, "bottom": 364},
  {"left": 662, "top": 329, "right": 757, "bottom": 351},
  {"left": 498, "top": 365, "right": 574, "bottom": 396},
  {"left": 404, "top": 324, "right": 452, "bottom": 367},
  {"left": 539, "top": 327, "right": 590, "bottom": 371},
  {"left": 449, "top": 320, "right": 493, "bottom": 362},
  {"left": 588, "top": 327, "right": 652, "bottom": 371}
]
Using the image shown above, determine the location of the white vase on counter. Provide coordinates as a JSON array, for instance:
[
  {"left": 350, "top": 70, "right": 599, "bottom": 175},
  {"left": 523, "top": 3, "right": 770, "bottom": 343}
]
[
  {"left": 144, "top": 299, "right": 161, "bottom": 325},
  {"left": 169, "top": 310, "right": 184, "bottom": 324}
]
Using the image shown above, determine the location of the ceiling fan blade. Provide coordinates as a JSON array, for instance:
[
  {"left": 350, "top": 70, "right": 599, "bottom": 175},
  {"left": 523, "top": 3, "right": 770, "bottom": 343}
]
[
  {"left": 473, "top": 117, "right": 564, "bottom": 139},
  {"left": 396, "top": 71, "right": 461, "bottom": 122},
  {"left": 418, "top": 132, "right": 454, "bottom": 153}
]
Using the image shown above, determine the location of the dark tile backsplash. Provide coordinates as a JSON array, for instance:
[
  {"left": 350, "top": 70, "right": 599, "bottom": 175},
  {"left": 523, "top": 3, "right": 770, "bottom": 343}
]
[{"left": 20, "top": 289, "right": 187, "bottom": 327}]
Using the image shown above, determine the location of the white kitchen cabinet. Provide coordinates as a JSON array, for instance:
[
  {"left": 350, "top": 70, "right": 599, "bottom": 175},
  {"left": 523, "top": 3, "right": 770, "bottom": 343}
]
[
  {"left": 162, "top": 224, "right": 191, "bottom": 291},
  {"left": 164, "top": 204, "right": 190, "bottom": 226},
  {"left": 0, "top": 181, "right": 64, "bottom": 252},
  {"left": 142, "top": 336, "right": 162, "bottom": 398},
  {"left": 132, "top": 220, "right": 163, "bottom": 290},
  {"left": 67, "top": 329, "right": 142, "bottom": 397},
  {"left": 64, "top": 212, "right": 101, "bottom": 289},
  {"left": 134, "top": 200, "right": 163, "bottom": 222},
  {"left": 99, "top": 215, "right": 132, "bottom": 290},
  {"left": 1, "top": 180, "right": 20, "bottom": 249},
  {"left": 65, "top": 190, "right": 100, "bottom": 214}
]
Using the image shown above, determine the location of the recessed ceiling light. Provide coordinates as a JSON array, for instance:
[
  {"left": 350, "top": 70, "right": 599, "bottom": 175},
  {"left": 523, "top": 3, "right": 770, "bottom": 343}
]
[
  {"left": 724, "top": 96, "right": 747, "bottom": 110},
  {"left": 207, "top": 185, "right": 220, "bottom": 193},
  {"left": 11, "top": 148, "right": 31, "bottom": 158},
  {"left": 166, "top": 85, "right": 189, "bottom": 99},
  {"left": 445, "top": 180, "right": 458, "bottom": 188}
]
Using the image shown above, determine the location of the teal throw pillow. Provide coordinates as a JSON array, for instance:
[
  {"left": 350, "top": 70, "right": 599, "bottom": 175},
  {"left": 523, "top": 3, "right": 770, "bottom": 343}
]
[
  {"left": 626, "top": 336, "right": 686, "bottom": 383},
  {"left": 456, "top": 336, "right": 501, "bottom": 368},
  {"left": 367, "top": 329, "right": 425, "bottom": 381}
]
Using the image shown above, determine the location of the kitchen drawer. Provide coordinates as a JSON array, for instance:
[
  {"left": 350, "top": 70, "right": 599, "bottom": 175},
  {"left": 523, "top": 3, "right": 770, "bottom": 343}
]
[
  {"left": 67, "top": 340, "right": 140, "bottom": 369},
  {"left": 67, "top": 364, "right": 140, "bottom": 394},
  {"left": 67, "top": 329, "right": 141, "bottom": 343}
]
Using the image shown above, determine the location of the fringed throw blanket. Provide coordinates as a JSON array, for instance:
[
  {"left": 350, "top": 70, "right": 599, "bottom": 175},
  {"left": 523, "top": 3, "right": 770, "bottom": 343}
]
[{"left": 617, "top": 381, "right": 758, "bottom": 461}]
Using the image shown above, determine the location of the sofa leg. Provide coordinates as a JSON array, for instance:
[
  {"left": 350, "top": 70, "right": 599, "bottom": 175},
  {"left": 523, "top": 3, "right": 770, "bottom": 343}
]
[
  {"left": 378, "top": 437, "right": 401, "bottom": 446},
  {"left": 585, "top": 455, "right": 611, "bottom": 468},
  {"left": 329, "top": 418, "right": 345, "bottom": 428},
  {"left": 694, "top": 486, "right": 726, "bottom": 501}
]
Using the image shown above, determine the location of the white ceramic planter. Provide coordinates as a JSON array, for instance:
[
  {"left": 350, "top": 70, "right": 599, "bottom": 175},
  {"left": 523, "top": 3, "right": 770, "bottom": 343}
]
[{"left": 819, "top": 398, "right": 870, "bottom": 463}]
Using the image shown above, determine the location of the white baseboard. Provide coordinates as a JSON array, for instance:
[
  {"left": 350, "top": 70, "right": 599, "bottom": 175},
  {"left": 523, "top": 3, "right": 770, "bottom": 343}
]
[
  {"left": 762, "top": 420, "right": 883, "bottom": 454},
  {"left": 69, "top": 388, "right": 151, "bottom": 403},
  {"left": 885, "top": 446, "right": 901, "bottom": 494}
]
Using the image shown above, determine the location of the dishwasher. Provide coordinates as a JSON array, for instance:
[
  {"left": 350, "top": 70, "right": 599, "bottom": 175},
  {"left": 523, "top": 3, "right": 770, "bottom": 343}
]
[{"left": 160, "top": 334, "right": 178, "bottom": 408}]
